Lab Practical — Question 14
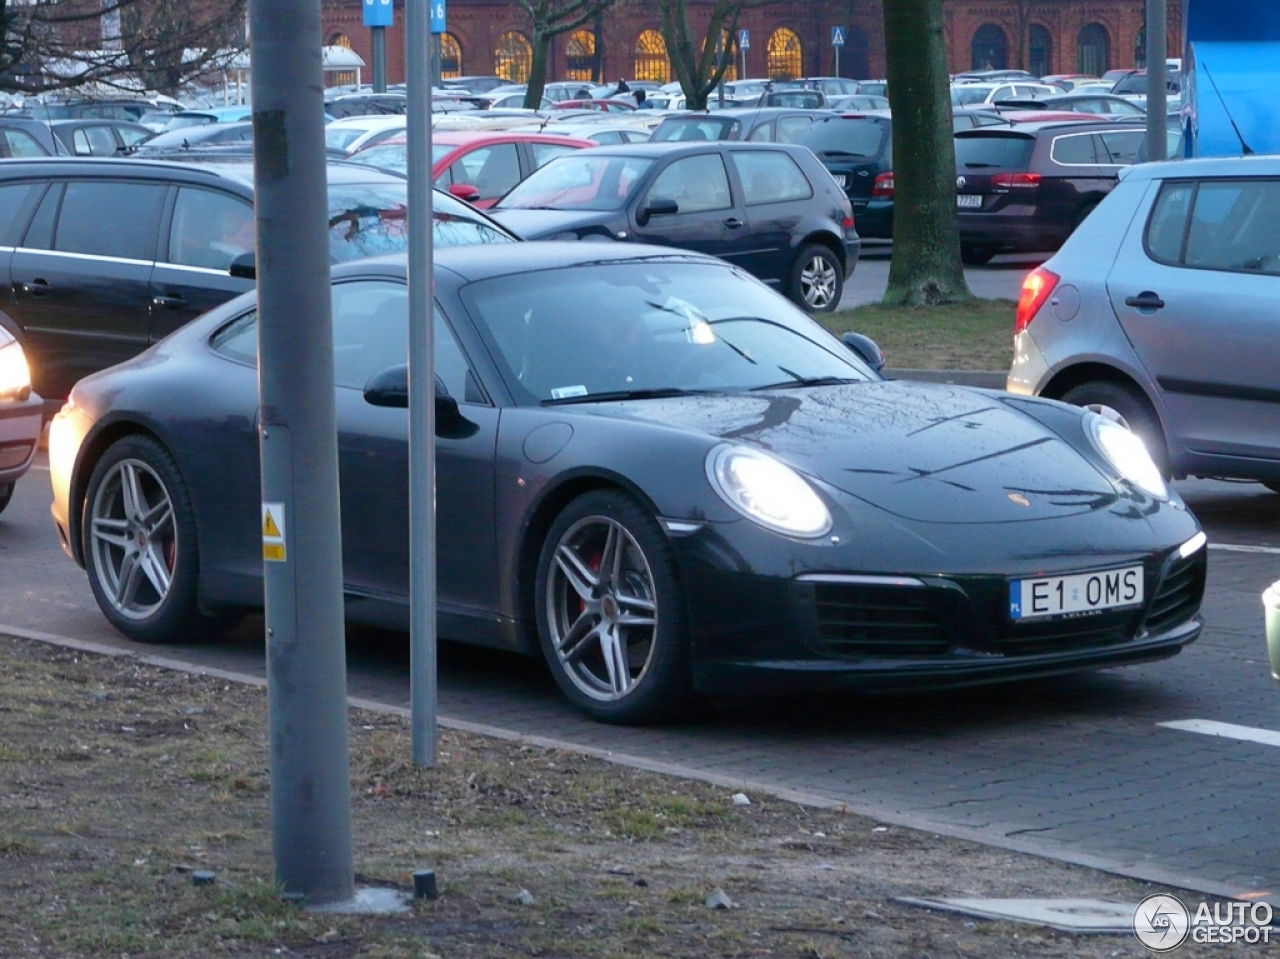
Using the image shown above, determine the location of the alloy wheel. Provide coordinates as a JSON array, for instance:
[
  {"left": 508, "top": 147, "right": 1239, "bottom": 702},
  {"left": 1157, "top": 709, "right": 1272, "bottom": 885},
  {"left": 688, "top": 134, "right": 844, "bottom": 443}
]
[
  {"left": 89, "top": 458, "right": 177, "bottom": 621},
  {"left": 545, "top": 515, "right": 659, "bottom": 702},
  {"left": 801, "top": 253, "right": 839, "bottom": 309}
]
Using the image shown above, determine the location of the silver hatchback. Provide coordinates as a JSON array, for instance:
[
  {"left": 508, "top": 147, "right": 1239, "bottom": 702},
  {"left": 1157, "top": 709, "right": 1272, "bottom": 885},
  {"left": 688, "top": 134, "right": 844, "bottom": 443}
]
[{"left": 1007, "top": 155, "right": 1280, "bottom": 492}]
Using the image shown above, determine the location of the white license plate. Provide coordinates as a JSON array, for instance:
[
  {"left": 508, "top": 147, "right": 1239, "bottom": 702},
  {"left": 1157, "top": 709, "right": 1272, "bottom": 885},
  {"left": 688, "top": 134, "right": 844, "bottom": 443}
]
[
  {"left": 1010, "top": 566, "right": 1144, "bottom": 620},
  {"left": 834, "top": 174, "right": 848, "bottom": 188},
  {"left": 957, "top": 194, "right": 983, "bottom": 208}
]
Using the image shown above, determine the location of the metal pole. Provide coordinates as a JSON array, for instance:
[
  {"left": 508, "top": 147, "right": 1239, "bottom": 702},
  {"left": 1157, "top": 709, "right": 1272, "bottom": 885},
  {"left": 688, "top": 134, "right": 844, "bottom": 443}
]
[
  {"left": 407, "top": 0, "right": 438, "bottom": 768},
  {"left": 741, "top": 46, "right": 747, "bottom": 82},
  {"left": 248, "top": 0, "right": 354, "bottom": 906},
  {"left": 834, "top": 43, "right": 840, "bottom": 79},
  {"left": 1145, "top": 0, "right": 1168, "bottom": 161},
  {"left": 372, "top": 26, "right": 387, "bottom": 92}
]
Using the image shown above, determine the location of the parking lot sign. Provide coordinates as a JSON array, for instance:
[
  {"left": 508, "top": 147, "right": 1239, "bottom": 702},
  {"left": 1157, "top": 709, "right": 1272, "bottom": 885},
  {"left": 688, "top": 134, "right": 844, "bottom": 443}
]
[
  {"left": 431, "top": 0, "right": 446, "bottom": 33},
  {"left": 363, "top": 0, "right": 393, "bottom": 28}
]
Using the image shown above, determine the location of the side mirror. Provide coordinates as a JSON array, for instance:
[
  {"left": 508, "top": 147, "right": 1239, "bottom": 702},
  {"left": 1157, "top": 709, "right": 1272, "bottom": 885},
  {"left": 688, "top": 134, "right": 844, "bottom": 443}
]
[
  {"left": 229, "top": 252, "right": 256, "bottom": 280},
  {"left": 841, "top": 332, "right": 885, "bottom": 372},
  {"left": 362, "top": 365, "right": 463, "bottom": 422},
  {"left": 637, "top": 196, "right": 679, "bottom": 225},
  {"left": 448, "top": 183, "right": 481, "bottom": 203}
]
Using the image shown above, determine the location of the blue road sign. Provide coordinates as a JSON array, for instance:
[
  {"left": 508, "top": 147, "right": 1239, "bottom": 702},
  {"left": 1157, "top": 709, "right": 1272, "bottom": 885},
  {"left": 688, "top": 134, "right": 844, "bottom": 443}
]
[
  {"left": 832, "top": 26, "right": 845, "bottom": 47},
  {"left": 363, "top": 0, "right": 393, "bottom": 28},
  {"left": 431, "top": 0, "right": 447, "bottom": 34},
  {"left": 738, "top": 29, "right": 750, "bottom": 50}
]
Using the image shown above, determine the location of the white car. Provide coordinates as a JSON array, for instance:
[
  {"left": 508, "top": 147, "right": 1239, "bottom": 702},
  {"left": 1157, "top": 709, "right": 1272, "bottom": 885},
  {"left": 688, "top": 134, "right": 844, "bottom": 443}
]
[
  {"left": 951, "top": 81, "right": 1057, "bottom": 106},
  {"left": 0, "top": 326, "right": 42, "bottom": 515},
  {"left": 323, "top": 115, "right": 408, "bottom": 154}
]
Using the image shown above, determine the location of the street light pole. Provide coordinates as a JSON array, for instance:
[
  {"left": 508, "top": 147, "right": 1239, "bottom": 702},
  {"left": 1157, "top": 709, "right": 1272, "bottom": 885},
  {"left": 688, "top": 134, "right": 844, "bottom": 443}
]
[{"left": 1145, "top": 0, "right": 1168, "bottom": 161}]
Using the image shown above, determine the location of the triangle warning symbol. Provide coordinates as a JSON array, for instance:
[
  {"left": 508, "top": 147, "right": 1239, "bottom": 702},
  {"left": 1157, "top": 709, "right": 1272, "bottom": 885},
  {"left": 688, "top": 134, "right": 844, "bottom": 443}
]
[{"left": 263, "top": 510, "right": 282, "bottom": 538}]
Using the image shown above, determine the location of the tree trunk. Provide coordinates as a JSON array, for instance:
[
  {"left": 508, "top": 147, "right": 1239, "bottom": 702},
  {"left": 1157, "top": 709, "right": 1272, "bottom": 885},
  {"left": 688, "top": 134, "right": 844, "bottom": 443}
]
[
  {"left": 882, "top": 0, "right": 973, "bottom": 305},
  {"left": 525, "top": 28, "right": 552, "bottom": 107}
]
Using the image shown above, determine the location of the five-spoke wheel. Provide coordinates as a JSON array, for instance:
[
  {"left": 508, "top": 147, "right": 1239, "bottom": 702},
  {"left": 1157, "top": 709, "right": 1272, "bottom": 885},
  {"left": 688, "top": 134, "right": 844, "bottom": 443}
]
[{"left": 536, "top": 490, "right": 690, "bottom": 724}]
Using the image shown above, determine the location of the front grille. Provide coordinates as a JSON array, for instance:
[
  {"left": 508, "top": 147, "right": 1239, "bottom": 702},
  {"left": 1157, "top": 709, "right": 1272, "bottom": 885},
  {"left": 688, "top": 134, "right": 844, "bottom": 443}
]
[
  {"left": 995, "top": 611, "right": 1137, "bottom": 657},
  {"left": 1144, "top": 548, "right": 1208, "bottom": 635},
  {"left": 813, "top": 583, "right": 953, "bottom": 657}
]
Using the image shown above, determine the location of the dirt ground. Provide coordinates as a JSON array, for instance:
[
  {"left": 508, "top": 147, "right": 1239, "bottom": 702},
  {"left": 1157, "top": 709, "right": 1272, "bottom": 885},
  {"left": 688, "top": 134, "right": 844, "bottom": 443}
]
[{"left": 0, "top": 634, "right": 1257, "bottom": 958}]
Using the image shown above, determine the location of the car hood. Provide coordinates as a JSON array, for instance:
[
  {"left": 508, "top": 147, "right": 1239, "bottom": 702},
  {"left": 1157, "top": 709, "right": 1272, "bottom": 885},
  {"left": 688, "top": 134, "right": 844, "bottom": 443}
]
[
  {"left": 488, "top": 208, "right": 618, "bottom": 239},
  {"left": 575, "top": 381, "right": 1119, "bottom": 524}
]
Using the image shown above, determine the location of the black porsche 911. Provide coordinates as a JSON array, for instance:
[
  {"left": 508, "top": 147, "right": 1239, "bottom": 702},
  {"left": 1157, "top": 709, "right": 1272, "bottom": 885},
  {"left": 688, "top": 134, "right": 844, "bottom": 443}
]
[{"left": 48, "top": 243, "right": 1207, "bottom": 723}]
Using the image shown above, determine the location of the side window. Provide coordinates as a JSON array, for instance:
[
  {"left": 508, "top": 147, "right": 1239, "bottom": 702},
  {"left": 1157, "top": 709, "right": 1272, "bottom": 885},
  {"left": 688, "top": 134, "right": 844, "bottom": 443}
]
[
  {"left": 1184, "top": 179, "right": 1280, "bottom": 274},
  {"left": 591, "top": 131, "right": 622, "bottom": 145},
  {"left": 74, "top": 126, "right": 118, "bottom": 156},
  {"left": 530, "top": 142, "right": 578, "bottom": 169},
  {"left": 449, "top": 143, "right": 521, "bottom": 202},
  {"left": 1145, "top": 181, "right": 1193, "bottom": 264},
  {"left": 21, "top": 183, "right": 60, "bottom": 249},
  {"left": 4, "top": 130, "right": 48, "bottom": 158},
  {"left": 1050, "top": 133, "right": 1098, "bottom": 165},
  {"left": 72, "top": 130, "right": 93, "bottom": 155},
  {"left": 732, "top": 151, "right": 814, "bottom": 205},
  {"left": 118, "top": 126, "right": 150, "bottom": 147},
  {"left": 1097, "top": 131, "right": 1142, "bottom": 166},
  {"left": 0, "top": 183, "right": 38, "bottom": 245},
  {"left": 168, "top": 188, "right": 255, "bottom": 270},
  {"left": 747, "top": 121, "right": 774, "bottom": 142},
  {"left": 55, "top": 181, "right": 166, "bottom": 260},
  {"left": 646, "top": 154, "right": 733, "bottom": 213},
  {"left": 776, "top": 116, "right": 815, "bottom": 144}
]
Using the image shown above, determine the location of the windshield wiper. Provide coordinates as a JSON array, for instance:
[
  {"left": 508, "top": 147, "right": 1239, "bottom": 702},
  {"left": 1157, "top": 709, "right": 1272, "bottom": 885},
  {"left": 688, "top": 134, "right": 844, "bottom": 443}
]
[
  {"left": 822, "top": 149, "right": 870, "bottom": 158},
  {"left": 541, "top": 387, "right": 714, "bottom": 406},
  {"left": 749, "top": 375, "right": 863, "bottom": 391},
  {"left": 963, "top": 162, "right": 999, "bottom": 168}
]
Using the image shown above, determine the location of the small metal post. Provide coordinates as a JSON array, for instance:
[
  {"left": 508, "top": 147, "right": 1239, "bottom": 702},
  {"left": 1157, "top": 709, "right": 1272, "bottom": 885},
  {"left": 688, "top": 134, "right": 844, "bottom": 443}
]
[{"left": 1145, "top": 0, "right": 1168, "bottom": 161}]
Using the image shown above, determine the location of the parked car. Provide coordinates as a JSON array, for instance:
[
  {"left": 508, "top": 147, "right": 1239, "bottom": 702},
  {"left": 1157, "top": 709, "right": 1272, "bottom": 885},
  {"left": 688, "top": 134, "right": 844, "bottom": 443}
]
[
  {"left": 1039, "top": 74, "right": 1101, "bottom": 91},
  {"left": 0, "top": 118, "right": 61, "bottom": 157},
  {"left": 1007, "top": 155, "right": 1280, "bottom": 492},
  {"left": 828, "top": 94, "right": 891, "bottom": 112},
  {"left": 324, "top": 93, "right": 408, "bottom": 119},
  {"left": 529, "top": 123, "right": 651, "bottom": 145},
  {"left": 997, "top": 93, "right": 1146, "bottom": 117},
  {"left": 0, "top": 323, "right": 42, "bottom": 515},
  {"left": 852, "top": 80, "right": 888, "bottom": 97},
  {"left": 651, "top": 108, "right": 830, "bottom": 144},
  {"left": 161, "top": 106, "right": 254, "bottom": 131},
  {"left": 439, "top": 76, "right": 510, "bottom": 95},
  {"left": 49, "top": 243, "right": 1205, "bottom": 723},
  {"left": 128, "top": 122, "right": 254, "bottom": 154},
  {"left": 756, "top": 89, "right": 828, "bottom": 110},
  {"left": 349, "top": 130, "right": 593, "bottom": 208},
  {"left": 798, "top": 114, "right": 895, "bottom": 239},
  {"left": 954, "top": 69, "right": 1037, "bottom": 83},
  {"left": 489, "top": 141, "right": 858, "bottom": 311},
  {"left": 323, "top": 115, "right": 408, "bottom": 154},
  {"left": 0, "top": 157, "right": 514, "bottom": 399},
  {"left": 49, "top": 119, "right": 153, "bottom": 156},
  {"left": 479, "top": 92, "right": 550, "bottom": 110},
  {"left": 553, "top": 99, "right": 636, "bottom": 114},
  {"left": 19, "top": 98, "right": 162, "bottom": 122},
  {"left": 954, "top": 118, "right": 1151, "bottom": 263},
  {"left": 952, "top": 81, "right": 1058, "bottom": 106}
]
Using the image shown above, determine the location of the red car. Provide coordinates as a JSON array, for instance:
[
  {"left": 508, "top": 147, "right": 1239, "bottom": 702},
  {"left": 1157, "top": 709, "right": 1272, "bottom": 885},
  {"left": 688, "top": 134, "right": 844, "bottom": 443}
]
[{"left": 348, "top": 130, "right": 593, "bottom": 208}]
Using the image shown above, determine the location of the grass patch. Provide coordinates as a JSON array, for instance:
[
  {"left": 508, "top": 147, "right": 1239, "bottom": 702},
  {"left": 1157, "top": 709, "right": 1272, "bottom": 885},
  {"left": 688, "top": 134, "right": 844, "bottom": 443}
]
[{"left": 819, "top": 298, "right": 1015, "bottom": 371}]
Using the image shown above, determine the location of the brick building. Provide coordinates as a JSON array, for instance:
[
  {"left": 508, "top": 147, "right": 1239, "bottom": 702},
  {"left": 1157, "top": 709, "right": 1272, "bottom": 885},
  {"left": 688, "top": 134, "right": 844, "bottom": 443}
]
[{"left": 320, "top": 1, "right": 1181, "bottom": 88}]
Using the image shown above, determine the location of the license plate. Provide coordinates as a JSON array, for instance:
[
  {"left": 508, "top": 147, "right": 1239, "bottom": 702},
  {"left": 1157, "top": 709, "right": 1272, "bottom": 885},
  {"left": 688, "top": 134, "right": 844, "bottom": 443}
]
[
  {"left": 1010, "top": 566, "right": 1144, "bottom": 620},
  {"left": 834, "top": 174, "right": 848, "bottom": 188},
  {"left": 957, "top": 194, "right": 983, "bottom": 208}
]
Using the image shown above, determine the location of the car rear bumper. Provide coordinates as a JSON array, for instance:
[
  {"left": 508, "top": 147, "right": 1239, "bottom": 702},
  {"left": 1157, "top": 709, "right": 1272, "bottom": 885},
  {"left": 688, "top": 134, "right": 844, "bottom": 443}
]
[
  {"left": 850, "top": 197, "right": 893, "bottom": 239},
  {"left": 957, "top": 209, "right": 1072, "bottom": 251},
  {"left": 0, "top": 391, "right": 44, "bottom": 484}
]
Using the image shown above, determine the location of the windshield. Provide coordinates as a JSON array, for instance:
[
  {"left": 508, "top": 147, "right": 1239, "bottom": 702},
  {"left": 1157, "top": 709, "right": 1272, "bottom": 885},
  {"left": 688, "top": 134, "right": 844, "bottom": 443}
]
[
  {"left": 952, "top": 86, "right": 996, "bottom": 105},
  {"left": 652, "top": 117, "right": 739, "bottom": 142},
  {"left": 326, "top": 127, "right": 373, "bottom": 150},
  {"left": 463, "top": 262, "right": 873, "bottom": 405},
  {"left": 164, "top": 114, "right": 215, "bottom": 131},
  {"left": 327, "top": 184, "right": 514, "bottom": 258},
  {"left": 798, "top": 118, "right": 886, "bottom": 157},
  {"left": 496, "top": 154, "right": 654, "bottom": 211},
  {"left": 347, "top": 141, "right": 453, "bottom": 174}
]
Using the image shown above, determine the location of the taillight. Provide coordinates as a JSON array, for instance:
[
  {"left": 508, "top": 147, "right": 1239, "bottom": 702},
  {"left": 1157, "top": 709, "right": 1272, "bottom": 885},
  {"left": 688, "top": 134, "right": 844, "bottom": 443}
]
[
  {"left": 993, "top": 172, "right": 1042, "bottom": 189},
  {"left": 841, "top": 214, "right": 855, "bottom": 229},
  {"left": 872, "top": 172, "right": 894, "bottom": 196},
  {"left": 1014, "top": 267, "right": 1059, "bottom": 334}
]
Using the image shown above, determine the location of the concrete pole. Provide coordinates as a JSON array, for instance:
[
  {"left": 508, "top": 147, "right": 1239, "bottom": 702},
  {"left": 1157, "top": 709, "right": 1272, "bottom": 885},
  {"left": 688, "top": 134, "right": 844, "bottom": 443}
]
[
  {"left": 372, "top": 26, "right": 387, "bottom": 92},
  {"left": 1145, "top": 0, "right": 1168, "bottom": 161},
  {"left": 407, "top": 0, "right": 438, "bottom": 768},
  {"left": 249, "top": 0, "right": 355, "bottom": 906}
]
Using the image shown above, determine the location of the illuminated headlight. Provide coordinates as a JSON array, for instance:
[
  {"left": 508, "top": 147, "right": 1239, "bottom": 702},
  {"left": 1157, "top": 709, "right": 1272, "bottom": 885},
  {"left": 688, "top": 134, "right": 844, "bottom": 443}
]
[
  {"left": 707, "top": 445, "right": 832, "bottom": 538},
  {"left": 0, "top": 339, "right": 32, "bottom": 401},
  {"left": 1086, "top": 413, "right": 1167, "bottom": 499}
]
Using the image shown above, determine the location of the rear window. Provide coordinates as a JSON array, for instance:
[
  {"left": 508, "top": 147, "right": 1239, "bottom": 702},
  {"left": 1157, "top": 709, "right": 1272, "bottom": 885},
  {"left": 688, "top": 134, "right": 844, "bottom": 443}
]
[
  {"left": 954, "top": 134, "right": 1034, "bottom": 170},
  {"left": 652, "top": 117, "right": 740, "bottom": 142},
  {"left": 797, "top": 118, "right": 887, "bottom": 158}
]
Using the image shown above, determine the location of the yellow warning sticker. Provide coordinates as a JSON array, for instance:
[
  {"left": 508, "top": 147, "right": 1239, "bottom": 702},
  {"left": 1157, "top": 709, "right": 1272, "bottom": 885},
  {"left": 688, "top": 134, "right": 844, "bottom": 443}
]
[{"left": 262, "top": 502, "right": 286, "bottom": 562}]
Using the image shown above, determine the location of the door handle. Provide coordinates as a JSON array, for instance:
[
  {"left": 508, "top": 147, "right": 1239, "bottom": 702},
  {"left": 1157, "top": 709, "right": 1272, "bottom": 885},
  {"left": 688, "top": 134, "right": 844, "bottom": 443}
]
[
  {"left": 724, "top": 217, "right": 744, "bottom": 229},
  {"left": 21, "top": 278, "right": 50, "bottom": 296},
  {"left": 1124, "top": 292, "right": 1165, "bottom": 310},
  {"left": 152, "top": 294, "right": 187, "bottom": 309}
]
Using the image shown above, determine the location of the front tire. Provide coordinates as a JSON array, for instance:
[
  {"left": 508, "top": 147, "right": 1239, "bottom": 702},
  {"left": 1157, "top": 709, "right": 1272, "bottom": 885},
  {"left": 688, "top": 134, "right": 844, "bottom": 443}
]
[
  {"left": 535, "top": 489, "right": 692, "bottom": 724},
  {"left": 83, "top": 434, "right": 211, "bottom": 644},
  {"left": 789, "top": 244, "right": 844, "bottom": 313},
  {"left": 960, "top": 243, "right": 997, "bottom": 265},
  {"left": 1060, "top": 380, "right": 1171, "bottom": 478}
]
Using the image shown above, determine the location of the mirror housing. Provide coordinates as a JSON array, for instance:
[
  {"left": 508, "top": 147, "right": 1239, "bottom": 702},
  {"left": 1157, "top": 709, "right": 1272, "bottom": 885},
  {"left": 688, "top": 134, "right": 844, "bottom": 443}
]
[
  {"left": 362, "top": 364, "right": 462, "bottom": 422},
  {"left": 841, "top": 332, "right": 885, "bottom": 372},
  {"left": 229, "top": 252, "right": 256, "bottom": 280},
  {"left": 637, "top": 196, "right": 679, "bottom": 225},
  {"left": 448, "top": 183, "right": 481, "bottom": 203}
]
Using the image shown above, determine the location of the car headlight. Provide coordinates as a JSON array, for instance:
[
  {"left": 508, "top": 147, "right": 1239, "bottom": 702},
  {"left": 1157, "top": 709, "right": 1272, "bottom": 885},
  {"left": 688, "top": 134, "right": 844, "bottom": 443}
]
[
  {"left": 1086, "top": 413, "right": 1167, "bottom": 499},
  {"left": 707, "top": 445, "right": 832, "bottom": 538},
  {"left": 0, "top": 339, "right": 32, "bottom": 402}
]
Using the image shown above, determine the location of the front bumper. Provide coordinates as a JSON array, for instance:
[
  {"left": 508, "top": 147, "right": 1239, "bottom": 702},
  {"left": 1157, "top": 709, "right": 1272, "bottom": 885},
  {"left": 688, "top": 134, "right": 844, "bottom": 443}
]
[{"left": 0, "top": 391, "right": 44, "bottom": 484}]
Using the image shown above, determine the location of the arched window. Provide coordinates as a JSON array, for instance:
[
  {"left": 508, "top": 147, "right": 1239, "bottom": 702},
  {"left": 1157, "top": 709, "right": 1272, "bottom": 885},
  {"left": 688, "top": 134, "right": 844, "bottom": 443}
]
[
  {"left": 841, "top": 25, "right": 870, "bottom": 79},
  {"left": 566, "top": 29, "right": 596, "bottom": 82},
  {"left": 1133, "top": 25, "right": 1147, "bottom": 69},
  {"left": 634, "top": 29, "right": 670, "bottom": 83},
  {"left": 440, "top": 33, "right": 462, "bottom": 79},
  {"left": 971, "top": 24, "right": 1008, "bottom": 71},
  {"left": 766, "top": 27, "right": 802, "bottom": 80},
  {"left": 1077, "top": 23, "right": 1110, "bottom": 76},
  {"left": 1029, "top": 24, "right": 1052, "bottom": 77},
  {"left": 494, "top": 31, "right": 532, "bottom": 83},
  {"left": 328, "top": 32, "right": 352, "bottom": 49}
]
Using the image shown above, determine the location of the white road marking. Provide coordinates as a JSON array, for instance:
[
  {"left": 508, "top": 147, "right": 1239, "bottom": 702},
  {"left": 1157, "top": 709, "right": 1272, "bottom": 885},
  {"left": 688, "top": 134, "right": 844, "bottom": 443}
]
[
  {"left": 1159, "top": 719, "right": 1280, "bottom": 749},
  {"left": 1209, "top": 543, "right": 1280, "bottom": 555}
]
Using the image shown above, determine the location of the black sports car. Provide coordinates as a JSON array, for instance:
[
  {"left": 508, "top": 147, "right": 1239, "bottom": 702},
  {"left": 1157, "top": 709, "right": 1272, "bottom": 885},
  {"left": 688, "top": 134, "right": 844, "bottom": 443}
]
[{"left": 49, "top": 244, "right": 1207, "bottom": 723}]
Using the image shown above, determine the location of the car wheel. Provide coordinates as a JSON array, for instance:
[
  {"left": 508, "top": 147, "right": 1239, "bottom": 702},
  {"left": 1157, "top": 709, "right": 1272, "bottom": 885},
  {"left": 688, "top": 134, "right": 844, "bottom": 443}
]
[
  {"left": 960, "top": 244, "right": 997, "bottom": 265},
  {"left": 83, "top": 434, "right": 209, "bottom": 644},
  {"left": 789, "top": 244, "right": 844, "bottom": 312},
  {"left": 1060, "top": 380, "right": 1171, "bottom": 478},
  {"left": 0, "top": 481, "right": 13, "bottom": 515},
  {"left": 535, "top": 489, "right": 692, "bottom": 724}
]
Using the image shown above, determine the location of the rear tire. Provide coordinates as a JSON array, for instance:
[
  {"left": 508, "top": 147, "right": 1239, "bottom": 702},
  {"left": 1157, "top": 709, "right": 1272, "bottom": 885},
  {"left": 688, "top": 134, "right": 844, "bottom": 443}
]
[
  {"left": 789, "top": 244, "right": 844, "bottom": 313},
  {"left": 0, "top": 481, "right": 13, "bottom": 516},
  {"left": 960, "top": 244, "right": 997, "bottom": 265},
  {"left": 1060, "top": 380, "right": 1171, "bottom": 478}
]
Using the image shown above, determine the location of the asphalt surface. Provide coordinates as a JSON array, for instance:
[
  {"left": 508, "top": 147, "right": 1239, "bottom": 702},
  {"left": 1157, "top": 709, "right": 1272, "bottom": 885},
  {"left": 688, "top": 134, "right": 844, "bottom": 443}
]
[{"left": 839, "top": 241, "right": 1037, "bottom": 308}]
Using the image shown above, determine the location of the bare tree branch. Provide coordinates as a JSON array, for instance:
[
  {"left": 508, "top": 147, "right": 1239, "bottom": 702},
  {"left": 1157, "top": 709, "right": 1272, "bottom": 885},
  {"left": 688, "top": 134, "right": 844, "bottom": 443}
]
[{"left": 515, "top": 0, "right": 617, "bottom": 106}]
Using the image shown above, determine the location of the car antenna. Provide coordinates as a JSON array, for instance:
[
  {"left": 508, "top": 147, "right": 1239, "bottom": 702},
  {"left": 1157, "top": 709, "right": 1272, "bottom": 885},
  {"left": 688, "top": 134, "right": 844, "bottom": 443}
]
[{"left": 1200, "top": 61, "right": 1253, "bottom": 156}]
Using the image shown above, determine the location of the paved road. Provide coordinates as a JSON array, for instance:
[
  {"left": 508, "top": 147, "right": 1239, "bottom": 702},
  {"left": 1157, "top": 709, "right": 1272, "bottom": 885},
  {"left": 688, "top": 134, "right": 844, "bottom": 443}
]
[
  {"left": 4, "top": 453, "right": 1280, "bottom": 903},
  {"left": 839, "top": 242, "right": 1043, "bottom": 309}
]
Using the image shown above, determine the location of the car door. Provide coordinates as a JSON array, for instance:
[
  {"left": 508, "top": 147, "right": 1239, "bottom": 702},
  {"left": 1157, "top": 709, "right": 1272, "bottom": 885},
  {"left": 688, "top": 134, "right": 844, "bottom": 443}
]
[
  {"left": 10, "top": 178, "right": 165, "bottom": 398},
  {"left": 0, "top": 181, "right": 43, "bottom": 321},
  {"left": 150, "top": 186, "right": 256, "bottom": 342},
  {"left": 728, "top": 149, "right": 817, "bottom": 285},
  {"left": 328, "top": 278, "right": 500, "bottom": 614},
  {"left": 1107, "top": 177, "right": 1280, "bottom": 462},
  {"left": 448, "top": 142, "right": 522, "bottom": 208},
  {"left": 630, "top": 150, "right": 753, "bottom": 268}
]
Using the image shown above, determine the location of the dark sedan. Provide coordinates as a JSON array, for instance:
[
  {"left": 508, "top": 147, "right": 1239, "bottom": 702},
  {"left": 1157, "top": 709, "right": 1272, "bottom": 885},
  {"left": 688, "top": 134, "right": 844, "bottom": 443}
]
[
  {"left": 50, "top": 244, "right": 1206, "bottom": 724},
  {"left": 488, "top": 142, "right": 858, "bottom": 312}
]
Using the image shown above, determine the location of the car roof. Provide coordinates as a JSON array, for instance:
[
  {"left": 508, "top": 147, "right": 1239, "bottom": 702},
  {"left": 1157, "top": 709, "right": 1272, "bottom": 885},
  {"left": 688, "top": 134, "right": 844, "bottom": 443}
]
[
  {"left": 0, "top": 155, "right": 406, "bottom": 189},
  {"left": 368, "top": 130, "right": 593, "bottom": 148},
  {"left": 957, "top": 117, "right": 1144, "bottom": 135},
  {"left": 658, "top": 107, "right": 824, "bottom": 120},
  {"left": 1121, "top": 154, "right": 1280, "bottom": 182},
  {"left": 573, "top": 140, "right": 803, "bottom": 157}
]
